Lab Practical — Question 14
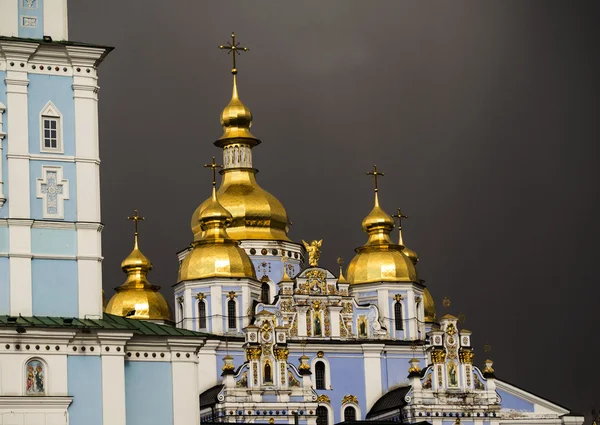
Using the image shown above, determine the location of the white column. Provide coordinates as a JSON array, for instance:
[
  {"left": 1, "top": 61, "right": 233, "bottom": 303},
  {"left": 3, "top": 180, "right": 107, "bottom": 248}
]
[
  {"left": 297, "top": 306, "right": 308, "bottom": 337},
  {"left": 67, "top": 46, "right": 106, "bottom": 320},
  {"left": 77, "top": 222, "right": 103, "bottom": 318},
  {"left": 328, "top": 306, "right": 342, "bottom": 337},
  {"left": 406, "top": 289, "right": 416, "bottom": 339},
  {"left": 183, "top": 287, "right": 192, "bottom": 330},
  {"left": 210, "top": 285, "right": 223, "bottom": 334},
  {"left": 197, "top": 340, "right": 219, "bottom": 394},
  {"left": 43, "top": 0, "right": 69, "bottom": 41},
  {"left": 0, "top": 102, "right": 6, "bottom": 207},
  {"left": 0, "top": 1, "right": 18, "bottom": 37},
  {"left": 376, "top": 288, "right": 389, "bottom": 330},
  {"left": 101, "top": 355, "right": 126, "bottom": 425},
  {"left": 2, "top": 42, "right": 38, "bottom": 219},
  {"left": 362, "top": 344, "right": 384, "bottom": 411},
  {"left": 8, "top": 219, "right": 33, "bottom": 315},
  {"left": 172, "top": 357, "right": 199, "bottom": 425},
  {"left": 241, "top": 284, "right": 250, "bottom": 329}
]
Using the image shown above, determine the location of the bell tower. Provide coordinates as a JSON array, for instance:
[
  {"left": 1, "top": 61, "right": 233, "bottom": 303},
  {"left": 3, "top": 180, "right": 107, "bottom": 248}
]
[{"left": 0, "top": 0, "right": 112, "bottom": 318}]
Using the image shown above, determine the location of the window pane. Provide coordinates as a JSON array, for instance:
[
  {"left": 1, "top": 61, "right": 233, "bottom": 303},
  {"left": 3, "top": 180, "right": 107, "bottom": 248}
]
[
  {"left": 315, "top": 361, "right": 326, "bottom": 389},
  {"left": 50, "top": 120, "right": 56, "bottom": 129},
  {"left": 395, "top": 302, "right": 403, "bottom": 330},
  {"left": 50, "top": 130, "right": 56, "bottom": 138},
  {"left": 51, "top": 139, "right": 57, "bottom": 148},
  {"left": 316, "top": 407, "right": 328, "bottom": 425},
  {"left": 344, "top": 407, "right": 356, "bottom": 422},
  {"left": 228, "top": 300, "right": 236, "bottom": 330},
  {"left": 44, "top": 120, "right": 50, "bottom": 129},
  {"left": 199, "top": 301, "right": 206, "bottom": 329}
]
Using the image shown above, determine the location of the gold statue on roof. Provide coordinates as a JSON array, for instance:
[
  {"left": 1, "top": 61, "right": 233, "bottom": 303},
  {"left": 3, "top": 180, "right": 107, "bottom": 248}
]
[{"left": 302, "top": 239, "right": 322, "bottom": 267}]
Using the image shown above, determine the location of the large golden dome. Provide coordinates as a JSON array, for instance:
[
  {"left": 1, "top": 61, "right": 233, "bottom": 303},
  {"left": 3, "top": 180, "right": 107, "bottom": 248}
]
[
  {"left": 191, "top": 72, "right": 290, "bottom": 241},
  {"left": 180, "top": 184, "right": 256, "bottom": 281},
  {"left": 106, "top": 227, "right": 171, "bottom": 321},
  {"left": 423, "top": 287, "right": 436, "bottom": 322},
  {"left": 346, "top": 188, "right": 418, "bottom": 285}
]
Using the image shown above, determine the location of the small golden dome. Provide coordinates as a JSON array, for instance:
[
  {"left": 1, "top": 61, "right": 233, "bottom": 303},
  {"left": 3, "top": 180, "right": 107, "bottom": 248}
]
[
  {"left": 106, "top": 227, "right": 171, "bottom": 321},
  {"left": 423, "top": 287, "right": 436, "bottom": 323},
  {"left": 216, "top": 74, "right": 259, "bottom": 146},
  {"left": 401, "top": 245, "right": 419, "bottom": 265},
  {"left": 180, "top": 185, "right": 256, "bottom": 281},
  {"left": 347, "top": 191, "right": 418, "bottom": 284}
]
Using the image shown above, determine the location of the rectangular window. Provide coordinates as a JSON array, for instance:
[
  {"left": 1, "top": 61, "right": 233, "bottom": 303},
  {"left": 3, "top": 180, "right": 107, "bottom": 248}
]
[
  {"left": 42, "top": 117, "right": 59, "bottom": 150},
  {"left": 227, "top": 300, "right": 236, "bottom": 330}
]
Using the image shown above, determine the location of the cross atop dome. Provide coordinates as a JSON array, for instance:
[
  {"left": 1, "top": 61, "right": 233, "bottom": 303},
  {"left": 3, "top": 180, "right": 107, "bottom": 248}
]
[{"left": 219, "top": 32, "right": 249, "bottom": 75}]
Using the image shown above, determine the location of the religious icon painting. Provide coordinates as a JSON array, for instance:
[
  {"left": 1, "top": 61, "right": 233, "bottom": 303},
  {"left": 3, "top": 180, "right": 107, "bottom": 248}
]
[
  {"left": 25, "top": 359, "right": 45, "bottom": 395},
  {"left": 447, "top": 361, "right": 459, "bottom": 388},
  {"left": 357, "top": 315, "right": 368, "bottom": 338},
  {"left": 422, "top": 372, "right": 433, "bottom": 390}
]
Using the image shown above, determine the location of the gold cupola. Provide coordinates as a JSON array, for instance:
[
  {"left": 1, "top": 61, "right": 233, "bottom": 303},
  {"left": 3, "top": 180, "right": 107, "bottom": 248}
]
[
  {"left": 346, "top": 166, "right": 418, "bottom": 285},
  {"left": 179, "top": 158, "right": 257, "bottom": 281},
  {"left": 191, "top": 33, "right": 290, "bottom": 242},
  {"left": 106, "top": 211, "right": 172, "bottom": 321}
]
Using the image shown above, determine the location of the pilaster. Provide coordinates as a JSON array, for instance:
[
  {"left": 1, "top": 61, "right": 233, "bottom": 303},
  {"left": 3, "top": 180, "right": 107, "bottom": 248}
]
[
  {"left": 362, "top": 344, "right": 384, "bottom": 411},
  {"left": 1, "top": 41, "right": 38, "bottom": 219},
  {"left": 210, "top": 285, "right": 223, "bottom": 334},
  {"left": 98, "top": 332, "right": 133, "bottom": 425},
  {"left": 8, "top": 219, "right": 33, "bottom": 315},
  {"left": 76, "top": 222, "right": 103, "bottom": 319}
]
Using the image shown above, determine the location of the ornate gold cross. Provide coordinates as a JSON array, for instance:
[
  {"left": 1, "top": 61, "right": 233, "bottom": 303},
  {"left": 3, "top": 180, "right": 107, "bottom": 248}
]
[
  {"left": 336, "top": 256, "right": 344, "bottom": 267},
  {"left": 127, "top": 209, "right": 145, "bottom": 236},
  {"left": 366, "top": 164, "right": 384, "bottom": 194},
  {"left": 204, "top": 157, "right": 223, "bottom": 187},
  {"left": 219, "top": 32, "right": 249, "bottom": 75},
  {"left": 392, "top": 208, "right": 408, "bottom": 245}
]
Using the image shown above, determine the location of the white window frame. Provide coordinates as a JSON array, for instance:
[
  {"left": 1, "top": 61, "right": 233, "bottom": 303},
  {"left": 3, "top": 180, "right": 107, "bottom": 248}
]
[
  {"left": 196, "top": 298, "right": 208, "bottom": 330},
  {"left": 226, "top": 297, "right": 239, "bottom": 332},
  {"left": 316, "top": 404, "right": 333, "bottom": 425},
  {"left": 311, "top": 356, "right": 331, "bottom": 390},
  {"left": 40, "top": 101, "right": 63, "bottom": 153},
  {"left": 340, "top": 403, "right": 361, "bottom": 421}
]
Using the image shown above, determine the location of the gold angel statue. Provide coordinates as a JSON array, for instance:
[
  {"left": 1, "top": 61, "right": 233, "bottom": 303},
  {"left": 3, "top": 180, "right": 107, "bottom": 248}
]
[{"left": 302, "top": 239, "right": 322, "bottom": 267}]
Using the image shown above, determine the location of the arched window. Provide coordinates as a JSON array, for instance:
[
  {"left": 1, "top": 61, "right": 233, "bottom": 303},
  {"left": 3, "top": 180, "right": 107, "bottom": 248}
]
[
  {"left": 264, "top": 361, "right": 272, "bottom": 383},
  {"left": 198, "top": 300, "right": 206, "bottom": 329},
  {"left": 261, "top": 283, "right": 270, "bottom": 303},
  {"left": 25, "top": 359, "right": 45, "bottom": 395},
  {"left": 344, "top": 406, "right": 357, "bottom": 422},
  {"left": 394, "top": 302, "right": 403, "bottom": 330},
  {"left": 227, "top": 299, "right": 236, "bottom": 330},
  {"left": 315, "top": 361, "right": 326, "bottom": 390},
  {"left": 316, "top": 406, "right": 329, "bottom": 425}
]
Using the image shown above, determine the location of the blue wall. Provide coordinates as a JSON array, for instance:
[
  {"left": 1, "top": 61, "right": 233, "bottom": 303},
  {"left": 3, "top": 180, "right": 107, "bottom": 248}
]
[
  {"left": 29, "top": 160, "right": 77, "bottom": 221},
  {"left": 31, "top": 228, "right": 77, "bottom": 255},
  {"left": 0, "top": 258, "right": 9, "bottom": 314},
  {"left": 67, "top": 355, "right": 103, "bottom": 425},
  {"left": 28, "top": 74, "right": 75, "bottom": 155},
  {"left": 125, "top": 362, "right": 174, "bottom": 425},
  {"left": 31, "top": 259, "right": 78, "bottom": 316},
  {"left": 18, "top": 0, "right": 44, "bottom": 39},
  {"left": 497, "top": 389, "right": 535, "bottom": 412}
]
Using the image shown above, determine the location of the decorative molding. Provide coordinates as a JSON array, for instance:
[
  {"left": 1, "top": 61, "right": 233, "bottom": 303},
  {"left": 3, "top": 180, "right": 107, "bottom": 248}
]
[
  {"left": 0, "top": 101, "right": 5, "bottom": 208},
  {"left": 36, "top": 165, "right": 70, "bottom": 219},
  {"left": 342, "top": 394, "right": 358, "bottom": 405},
  {"left": 317, "top": 394, "right": 331, "bottom": 404}
]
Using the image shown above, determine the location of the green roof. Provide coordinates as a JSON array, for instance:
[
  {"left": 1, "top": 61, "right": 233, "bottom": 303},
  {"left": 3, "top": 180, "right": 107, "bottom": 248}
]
[{"left": 0, "top": 313, "right": 208, "bottom": 337}]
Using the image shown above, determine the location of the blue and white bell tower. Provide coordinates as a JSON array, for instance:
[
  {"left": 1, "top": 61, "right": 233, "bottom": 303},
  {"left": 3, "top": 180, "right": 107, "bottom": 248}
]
[{"left": 0, "top": 0, "right": 112, "bottom": 319}]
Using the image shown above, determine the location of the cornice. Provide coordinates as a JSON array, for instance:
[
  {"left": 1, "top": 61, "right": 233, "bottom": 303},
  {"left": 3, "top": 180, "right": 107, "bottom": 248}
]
[{"left": 0, "top": 396, "right": 73, "bottom": 408}]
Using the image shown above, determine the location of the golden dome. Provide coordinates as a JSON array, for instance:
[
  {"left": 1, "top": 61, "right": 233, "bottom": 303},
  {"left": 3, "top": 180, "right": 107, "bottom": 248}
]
[
  {"left": 347, "top": 190, "right": 418, "bottom": 285},
  {"left": 191, "top": 169, "right": 290, "bottom": 241},
  {"left": 216, "top": 74, "right": 258, "bottom": 145},
  {"left": 423, "top": 287, "right": 436, "bottom": 322},
  {"left": 401, "top": 246, "right": 419, "bottom": 265},
  {"left": 191, "top": 72, "right": 289, "bottom": 242},
  {"left": 106, "top": 228, "right": 172, "bottom": 321},
  {"left": 180, "top": 185, "right": 256, "bottom": 281}
]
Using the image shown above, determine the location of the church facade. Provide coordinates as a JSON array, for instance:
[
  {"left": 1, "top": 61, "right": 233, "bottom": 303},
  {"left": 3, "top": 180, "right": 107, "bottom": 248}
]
[{"left": 0, "top": 2, "right": 585, "bottom": 425}]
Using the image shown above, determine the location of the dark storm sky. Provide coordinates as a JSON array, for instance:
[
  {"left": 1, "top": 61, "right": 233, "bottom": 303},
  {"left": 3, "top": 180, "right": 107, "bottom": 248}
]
[{"left": 69, "top": 0, "right": 599, "bottom": 417}]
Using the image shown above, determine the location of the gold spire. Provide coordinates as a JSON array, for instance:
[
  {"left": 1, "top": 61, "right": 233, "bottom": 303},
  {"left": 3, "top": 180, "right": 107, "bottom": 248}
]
[
  {"left": 346, "top": 166, "right": 418, "bottom": 285},
  {"left": 362, "top": 165, "right": 395, "bottom": 244},
  {"left": 179, "top": 159, "right": 256, "bottom": 281},
  {"left": 280, "top": 264, "right": 294, "bottom": 282},
  {"left": 106, "top": 210, "right": 171, "bottom": 321},
  {"left": 392, "top": 208, "right": 419, "bottom": 265},
  {"left": 337, "top": 256, "right": 348, "bottom": 284},
  {"left": 216, "top": 33, "right": 258, "bottom": 145}
]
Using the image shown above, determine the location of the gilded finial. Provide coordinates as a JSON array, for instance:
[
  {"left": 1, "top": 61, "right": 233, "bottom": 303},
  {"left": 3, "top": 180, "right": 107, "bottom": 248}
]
[
  {"left": 366, "top": 164, "right": 384, "bottom": 206},
  {"left": 219, "top": 32, "right": 249, "bottom": 75},
  {"left": 127, "top": 209, "right": 145, "bottom": 248},
  {"left": 391, "top": 208, "right": 408, "bottom": 246},
  {"left": 337, "top": 256, "right": 347, "bottom": 283}
]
